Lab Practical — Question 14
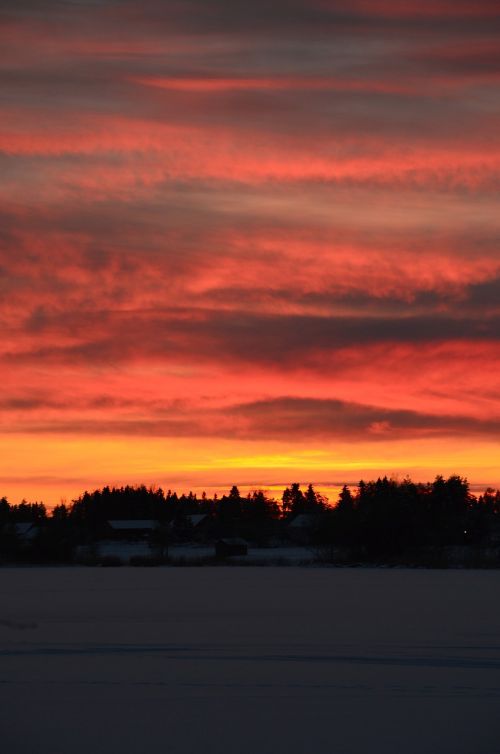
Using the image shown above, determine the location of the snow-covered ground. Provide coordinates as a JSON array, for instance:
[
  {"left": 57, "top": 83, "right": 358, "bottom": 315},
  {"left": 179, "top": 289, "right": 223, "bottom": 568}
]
[
  {"left": 168, "top": 544, "right": 315, "bottom": 564},
  {"left": 74, "top": 543, "right": 318, "bottom": 565},
  {"left": 1, "top": 566, "right": 500, "bottom": 753}
]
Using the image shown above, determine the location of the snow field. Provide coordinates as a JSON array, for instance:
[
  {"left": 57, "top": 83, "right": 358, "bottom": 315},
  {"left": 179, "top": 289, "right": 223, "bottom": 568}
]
[{"left": 1, "top": 566, "right": 500, "bottom": 753}]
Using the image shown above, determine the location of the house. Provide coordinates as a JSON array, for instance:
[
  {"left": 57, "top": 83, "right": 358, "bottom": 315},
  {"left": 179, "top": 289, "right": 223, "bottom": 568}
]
[
  {"left": 75, "top": 520, "right": 167, "bottom": 562},
  {"left": 486, "top": 519, "right": 500, "bottom": 546},
  {"left": 215, "top": 538, "right": 248, "bottom": 558},
  {"left": 14, "top": 522, "right": 40, "bottom": 544},
  {"left": 286, "top": 514, "right": 321, "bottom": 544},
  {"left": 186, "top": 514, "right": 209, "bottom": 529},
  {"left": 76, "top": 521, "right": 166, "bottom": 564},
  {"left": 185, "top": 514, "right": 212, "bottom": 541},
  {"left": 0, "top": 522, "right": 40, "bottom": 556}
]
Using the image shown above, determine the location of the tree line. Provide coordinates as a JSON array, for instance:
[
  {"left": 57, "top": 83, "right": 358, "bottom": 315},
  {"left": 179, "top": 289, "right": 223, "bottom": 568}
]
[{"left": 1, "top": 475, "right": 500, "bottom": 563}]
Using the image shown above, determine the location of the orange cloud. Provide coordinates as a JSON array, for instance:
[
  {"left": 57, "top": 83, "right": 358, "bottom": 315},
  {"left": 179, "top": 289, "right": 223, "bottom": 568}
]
[{"left": 131, "top": 75, "right": 415, "bottom": 94}]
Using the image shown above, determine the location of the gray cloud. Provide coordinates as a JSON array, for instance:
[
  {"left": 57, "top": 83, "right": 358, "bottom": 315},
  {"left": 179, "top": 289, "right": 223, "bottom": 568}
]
[
  {"left": 227, "top": 396, "right": 500, "bottom": 440},
  {"left": 4, "top": 308, "right": 499, "bottom": 369},
  {"left": 2, "top": 394, "right": 499, "bottom": 442}
]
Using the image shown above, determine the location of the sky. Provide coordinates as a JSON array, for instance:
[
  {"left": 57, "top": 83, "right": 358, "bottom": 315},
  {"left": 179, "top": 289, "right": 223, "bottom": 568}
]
[{"left": 1, "top": 0, "right": 499, "bottom": 506}]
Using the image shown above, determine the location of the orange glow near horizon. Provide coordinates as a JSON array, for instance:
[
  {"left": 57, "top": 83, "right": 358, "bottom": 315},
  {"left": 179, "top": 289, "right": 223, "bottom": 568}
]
[{"left": 2, "top": 434, "right": 499, "bottom": 509}]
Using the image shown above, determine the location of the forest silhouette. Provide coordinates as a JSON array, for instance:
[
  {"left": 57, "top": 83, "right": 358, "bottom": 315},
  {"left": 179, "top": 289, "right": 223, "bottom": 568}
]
[{"left": 2, "top": 475, "right": 500, "bottom": 566}]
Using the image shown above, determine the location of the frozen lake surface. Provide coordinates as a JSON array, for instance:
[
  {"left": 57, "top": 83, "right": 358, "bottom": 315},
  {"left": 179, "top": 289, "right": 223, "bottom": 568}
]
[{"left": 1, "top": 566, "right": 500, "bottom": 753}]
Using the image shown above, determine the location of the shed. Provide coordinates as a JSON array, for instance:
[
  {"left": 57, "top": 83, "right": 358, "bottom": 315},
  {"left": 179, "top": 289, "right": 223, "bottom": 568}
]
[{"left": 215, "top": 538, "right": 248, "bottom": 558}]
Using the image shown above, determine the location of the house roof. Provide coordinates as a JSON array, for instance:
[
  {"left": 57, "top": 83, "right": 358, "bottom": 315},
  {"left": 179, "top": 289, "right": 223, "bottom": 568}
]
[
  {"left": 108, "top": 519, "right": 159, "bottom": 530},
  {"left": 186, "top": 514, "right": 209, "bottom": 527},
  {"left": 14, "top": 522, "right": 39, "bottom": 540},
  {"left": 217, "top": 537, "right": 248, "bottom": 546},
  {"left": 287, "top": 514, "right": 319, "bottom": 529}
]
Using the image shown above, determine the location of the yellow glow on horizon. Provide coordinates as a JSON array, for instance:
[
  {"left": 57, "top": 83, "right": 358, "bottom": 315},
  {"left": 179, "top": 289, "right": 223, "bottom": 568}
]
[{"left": 0, "top": 433, "right": 498, "bottom": 508}]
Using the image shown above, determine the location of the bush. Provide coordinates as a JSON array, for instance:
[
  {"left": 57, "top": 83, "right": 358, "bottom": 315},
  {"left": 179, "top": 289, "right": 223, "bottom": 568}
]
[{"left": 98, "top": 555, "right": 123, "bottom": 567}]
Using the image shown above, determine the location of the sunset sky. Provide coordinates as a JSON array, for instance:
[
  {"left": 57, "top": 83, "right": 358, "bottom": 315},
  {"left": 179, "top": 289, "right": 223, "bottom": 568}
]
[{"left": 1, "top": 0, "right": 499, "bottom": 506}]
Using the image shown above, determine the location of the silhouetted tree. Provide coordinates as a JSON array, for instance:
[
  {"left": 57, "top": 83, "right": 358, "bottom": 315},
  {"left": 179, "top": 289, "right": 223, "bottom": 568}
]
[
  {"left": 282, "top": 483, "right": 304, "bottom": 516},
  {"left": 10, "top": 500, "right": 46, "bottom": 522},
  {"left": 218, "top": 486, "right": 243, "bottom": 530}
]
